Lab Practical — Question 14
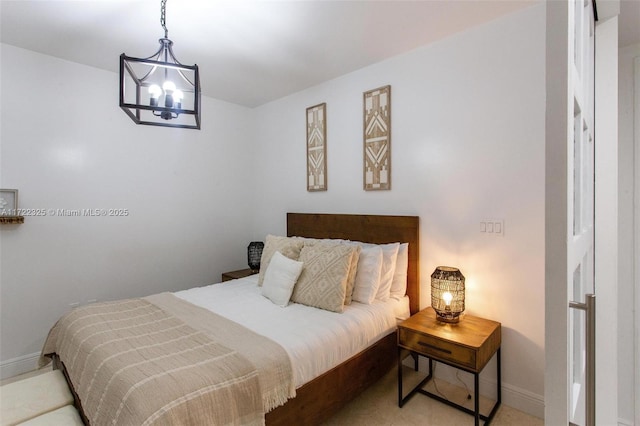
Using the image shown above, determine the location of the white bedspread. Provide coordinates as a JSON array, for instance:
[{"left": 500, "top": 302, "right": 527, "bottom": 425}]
[{"left": 174, "top": 275, "right": 409, "bottom": 388}]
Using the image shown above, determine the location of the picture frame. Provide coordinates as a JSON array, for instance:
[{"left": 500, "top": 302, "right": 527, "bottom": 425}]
[
  {"left": 363, "top": 85, "right": 391, "bottom": 191},
  {"left": 0, "top": 189, "right": 18, "bottom": 216},
  {"left": 306, "top": 102, "right": 327, "bottom": 192}
]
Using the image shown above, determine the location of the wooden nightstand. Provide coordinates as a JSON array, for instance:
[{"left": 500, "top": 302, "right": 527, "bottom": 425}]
[
  {"left": 221, "top": 268, "right": 258, "bottom": 282},
  {"left": 397, "top": 307, "right": 501, "bottom": 425}
]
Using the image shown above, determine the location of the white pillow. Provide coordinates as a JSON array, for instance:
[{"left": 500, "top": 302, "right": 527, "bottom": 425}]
[
  {"left": 389, "top": 243, "right": 409, "bottom": 300},
  {"left": 261, "top": 251, "right": 304, "bottom": 307},
  {"left": 351, "top": 245, "right": 383, "bottom": 304},
  {"left": 372, "top": 242, "right": 400, "bottom": 301}
]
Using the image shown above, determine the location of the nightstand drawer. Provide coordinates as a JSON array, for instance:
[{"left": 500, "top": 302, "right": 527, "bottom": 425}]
[{"left": 398, "top": 328, "right": 476, "bottom": 370}]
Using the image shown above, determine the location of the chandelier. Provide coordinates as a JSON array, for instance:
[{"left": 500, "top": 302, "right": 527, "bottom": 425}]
[{"left": 119, "top": 0, "right": 201, "bottom": 129}]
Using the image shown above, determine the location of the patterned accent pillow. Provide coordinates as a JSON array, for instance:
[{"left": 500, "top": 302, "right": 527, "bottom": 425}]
[
  {"left": 291, "top": 243, "right": 357, "bottom": 313},
  {"left": 292, "top": 237, "right": 360, "bottom": 305},
  {"left": 257, "top": 235, "right": 304, "bottom": 286},
  {"left": 290, "top": 237, "right": 348, "bottom": 245}
]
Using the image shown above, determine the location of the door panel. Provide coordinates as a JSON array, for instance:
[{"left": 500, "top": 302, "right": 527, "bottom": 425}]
[{"left": 568, "top": 1, "right": 595, "bottom": 425}]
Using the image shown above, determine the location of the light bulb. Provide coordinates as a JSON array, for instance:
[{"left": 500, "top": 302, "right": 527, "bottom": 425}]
[
  {"left": 148, "top": 84, "right": 162, "bottom": 98},
  {"left": 162, "top": 81, "right": 176, "bottom": 93},
  {"left": 173, "top": 90, "right": 183, "bottom": 110},
  {"left": 442, "top": 291, "right": 453, "bottom": 306},
  {"left": 148, "top": 85, "right": 162, "bottom": 107}
]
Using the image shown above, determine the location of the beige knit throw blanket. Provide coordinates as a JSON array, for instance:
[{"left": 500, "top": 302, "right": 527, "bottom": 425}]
[{"left": 40, "top": 293, "right": 295, "bottom": 425}]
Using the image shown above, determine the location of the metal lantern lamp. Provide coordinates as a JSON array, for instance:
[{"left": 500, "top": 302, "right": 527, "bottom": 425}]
[
  {"left": 247, "top": 242, "right": 264, "bottom": 272},
  {"left": 431, "top": 266, "right": 465, "bottom": 323},
  {"left": 120, "top": 0, "right": 201, "bottom": 129}
]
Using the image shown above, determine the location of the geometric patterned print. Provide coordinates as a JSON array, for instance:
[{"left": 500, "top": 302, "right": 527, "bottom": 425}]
[
  {"left": 306, "top": 103, "right": 327, "bottom": 191},
  {"left": 363, "top": 85, "right": 391, "bottom": 190},
  {"left": 291, "top": 244, "right": 356, "bottom": 313}
]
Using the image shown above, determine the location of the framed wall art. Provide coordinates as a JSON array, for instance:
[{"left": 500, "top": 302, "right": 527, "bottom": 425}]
[
  {"left": 363, "top": 85, "right": 391, "bottom": 190},
  {"left": 306, "top": 103, "right": 327, "bottom": 191}
]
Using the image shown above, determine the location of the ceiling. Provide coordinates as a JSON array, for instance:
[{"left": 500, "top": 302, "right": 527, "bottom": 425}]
[{"left": 1, "top": 1, "right": 637, "bottom": 108}]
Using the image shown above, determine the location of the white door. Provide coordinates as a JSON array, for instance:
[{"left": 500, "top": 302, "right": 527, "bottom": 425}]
[
  {"left": 568, "top": 2, "right": 596, "bottom": 425},
  {"left": 545, "top": 1, "right": 596, "bottom": 425}
]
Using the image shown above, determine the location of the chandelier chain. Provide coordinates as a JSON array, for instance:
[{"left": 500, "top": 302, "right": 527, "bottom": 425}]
[{"left": 160, "top": 0, "right": 168, "bottom": 38}]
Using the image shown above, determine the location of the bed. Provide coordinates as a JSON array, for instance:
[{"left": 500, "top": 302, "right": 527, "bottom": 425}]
[{"left": 41, "top": 212, "right": 420, "bottom": 425}]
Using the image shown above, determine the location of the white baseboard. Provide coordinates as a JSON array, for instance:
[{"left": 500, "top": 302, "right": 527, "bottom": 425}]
[
  {"left": 497, "top": 380, "right": 545, "bottom": 419},
  {"left": 0, "top": 352, "right": 41, "bottom": 381}
]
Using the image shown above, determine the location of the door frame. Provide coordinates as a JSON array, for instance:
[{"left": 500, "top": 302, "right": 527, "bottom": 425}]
[
  {"left": 544, "top": 3, "right": 572, "bottom": 421},
  {"left": 593, "top": 14, "right": 619, "bottom": 425}
]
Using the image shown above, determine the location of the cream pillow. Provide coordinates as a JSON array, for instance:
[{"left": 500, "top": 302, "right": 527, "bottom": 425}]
[
  {"left": 258, "top": 235, "right": 304, "bottom": 286},
  {"left": 291, "top": 244, "right": 356, "bottom": 313},
  {"left": 351, "top": 245, "right": 383, "bottom": 304},
  {"left": 389, "top": 243, "right": 409, "bottom": 300},
  {"left": 294, "top": 238, "right": 360, "bottom": 305},
  {"left": 261, "top": 251, "right": 304, "bottom": 307},
  {"left": 291, "top": 236, "right": 348, "bottom": 246},
  {"left": 343, "top": 245, "right": 361, "bottom": 305},
  {"left": 371, "top": 242, "right": 400, "bottom": 301}
]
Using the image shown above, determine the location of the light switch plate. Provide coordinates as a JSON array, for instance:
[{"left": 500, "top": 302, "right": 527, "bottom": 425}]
[{"left": 481, "top": 219, "right": 504, "bottom": 236}]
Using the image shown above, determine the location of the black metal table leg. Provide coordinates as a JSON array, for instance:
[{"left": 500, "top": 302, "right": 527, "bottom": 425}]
[
  {"left": 398, "top": 349, "right": 433, "bottom": 408},
  {"left": 397, "top": 346, "right": 403, "bottom": 407},
  {"left": 398, "top": 350, "right": 502, "bottom": 425},
  {"left": 483, "top": 348, "right": 502, "bottom": 424},
  {"left": 474, "top": 372, "right": 480, "bottom": 426}
]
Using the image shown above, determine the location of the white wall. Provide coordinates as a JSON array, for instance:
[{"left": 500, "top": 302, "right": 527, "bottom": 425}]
[
  {"left": 1, "top": 5, "right": 548, "bottom": 417},
  {"left": 618, "top": 42, "right": 640, "bottom": 426},
  {"left": 252, "top": 5, "right": 546, "bottom": 417},
  {"left": 0, "top": 44, "right": 256, "bottom": 377}
]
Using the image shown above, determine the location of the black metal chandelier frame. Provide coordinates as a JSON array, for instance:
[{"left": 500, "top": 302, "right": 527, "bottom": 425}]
[{"left": 119, "top": 0, "right": 201, "bottom": 129}]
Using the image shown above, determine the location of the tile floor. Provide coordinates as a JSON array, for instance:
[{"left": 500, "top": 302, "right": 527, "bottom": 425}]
[{"left": 321, "top": 365, "right": 543, "bottom": 426}]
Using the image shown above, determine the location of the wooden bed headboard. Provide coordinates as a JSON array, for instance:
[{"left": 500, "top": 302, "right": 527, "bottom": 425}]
[{"left": 287, "top": 213, "right": 420, "bottom": 315}]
